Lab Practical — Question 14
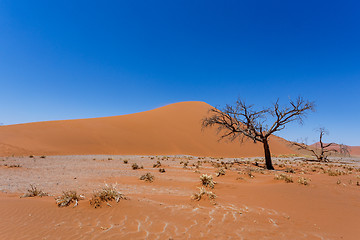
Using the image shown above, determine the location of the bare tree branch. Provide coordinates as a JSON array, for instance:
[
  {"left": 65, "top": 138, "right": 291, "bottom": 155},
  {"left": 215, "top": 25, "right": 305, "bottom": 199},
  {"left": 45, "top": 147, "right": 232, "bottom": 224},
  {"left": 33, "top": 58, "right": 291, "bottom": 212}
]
[{"left": 290, "top": 128, "right": 342, "bottom": 162}]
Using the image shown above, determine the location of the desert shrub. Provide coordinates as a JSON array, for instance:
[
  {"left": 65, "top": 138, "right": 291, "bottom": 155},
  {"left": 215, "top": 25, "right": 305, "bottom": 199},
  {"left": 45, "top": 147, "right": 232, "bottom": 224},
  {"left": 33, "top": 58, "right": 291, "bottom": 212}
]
[
  {"left": 327, "top": 169, "right": 346, "bottom": 176},
  {"left": 285, "top": 167, "right": 295, "bottom": 173},
  {"left": 140, "top": 173, "right": 154, "bottom": 182},
  {"left": 200, "top": 174, "right": 216, "bottom": 188},
  {"left": 29, "top": 155, "right": 34, "bottom": 158},
  {"left": 336, "top": 179, "right": 341, "bottom": 185},
  {"left": 40, "top": 155, "right": 46, "bottom": 158},
  {"left": 8, "top": 164, "right": 21, "bottom": 168},
  {"left": 215, "top": 168, "right": 226, "bottom": 177},
  {"left": 21, "top": 184, "right": 48, "bottom": 198},
  {"left": 297, "top": 177, "right": 311, "bottom": 186},
  {"left": 192, "top": 187, "right": 216, "bottom": 201},
  {"left": 132, "top": 163, "right": 140, "bottom": 170},
  {"left": 153, "top": 161, "right": 161, "bottom": 168},
  {"left": 108, "top": 157, "right": 113, "bottom": 160},
  {"left": 55, "top": 191, "right": 84, "bottom": 207},
  {"left": 90, "top": 184, "right": 127, "bottom": 208},
  {"left": 123, "top": 160, "right": 128, "bottom": 164},
  {"left": 159, "top": 168, "right": 166, "bottom": 173},
  {"left": 274, "top": 174, "right": 293, "bottom": 183}
]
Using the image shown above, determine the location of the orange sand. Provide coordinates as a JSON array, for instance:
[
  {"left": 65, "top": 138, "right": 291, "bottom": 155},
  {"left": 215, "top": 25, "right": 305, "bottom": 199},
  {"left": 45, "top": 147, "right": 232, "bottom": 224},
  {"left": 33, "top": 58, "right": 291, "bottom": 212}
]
[{"left": 0, "top": 155, "right": 359, "bottom": 239}]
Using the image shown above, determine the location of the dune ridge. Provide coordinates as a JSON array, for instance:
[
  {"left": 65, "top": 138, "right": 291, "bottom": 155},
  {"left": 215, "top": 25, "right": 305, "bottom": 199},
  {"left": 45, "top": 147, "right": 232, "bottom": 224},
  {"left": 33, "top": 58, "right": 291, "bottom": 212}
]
[{"left": 0, "top": 101, "right": 294, "bottom": 157}]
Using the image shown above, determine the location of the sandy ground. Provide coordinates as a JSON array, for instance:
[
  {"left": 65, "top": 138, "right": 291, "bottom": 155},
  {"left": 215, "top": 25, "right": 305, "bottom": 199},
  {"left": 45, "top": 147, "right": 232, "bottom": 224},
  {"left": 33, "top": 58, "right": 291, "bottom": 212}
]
[{"left": 0, "top": 155, "right": 360, "bottom": 239}]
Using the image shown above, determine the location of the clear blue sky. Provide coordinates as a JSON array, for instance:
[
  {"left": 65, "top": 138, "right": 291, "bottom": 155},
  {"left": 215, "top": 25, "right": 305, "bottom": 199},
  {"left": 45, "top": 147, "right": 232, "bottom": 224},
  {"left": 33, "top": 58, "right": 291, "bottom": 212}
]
[{"left": 1, "top": 0, "right": 359, "bottom": 145}]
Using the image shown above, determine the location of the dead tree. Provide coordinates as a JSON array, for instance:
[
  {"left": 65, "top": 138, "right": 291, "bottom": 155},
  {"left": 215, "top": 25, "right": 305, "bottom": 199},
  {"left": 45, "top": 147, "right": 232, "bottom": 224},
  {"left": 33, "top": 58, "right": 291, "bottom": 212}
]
[
  {"left": 202, "top": 97, "right": 314, "bottom": 170},
  {"left": 290, "top": 128, "right": 347, "bottom": 161}
]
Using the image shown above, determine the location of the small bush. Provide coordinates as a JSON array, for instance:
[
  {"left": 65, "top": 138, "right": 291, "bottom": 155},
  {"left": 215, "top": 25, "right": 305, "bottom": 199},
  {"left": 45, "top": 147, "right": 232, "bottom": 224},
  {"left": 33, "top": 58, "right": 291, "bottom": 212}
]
[
  {"left": 327, "top": 169, "right": 346, "bottom": 176},
  {"left": 297, "top": 177, "right": 311, "bottom": 186},
  {"left": 192, "top": 187, "right": 216, "bottom": 201},
  {"left": 55, "top": 191, "right": 84, "bottom": 207},
  {"left": 132, "top": 163, "right": 140, "bottom": 170},
  {"left": 90, "top": 184, "right": 127, "bottom": 208},
  {"left": 21, "top": 184, "right": 48, "bottom": 198},
  {"left": 153, "top": 161, "right": 161, "bottom": 168},
  {"left": 215, "top": 168, "right": 226, "bottom": 177},
  {"left": 285, "top": 167, "right": 295, "bottom": 173},
  {"left": 140, "top": 173, "right": 154, "bottom": 182},
  {"left": 274, "top": 174, "right": 293, "bottom": 183},
  {"left": 200, "top": 174, "right": 216, "bottom": 188},
  {"left": 123, "top": 160, "right": 128, "bottom": 164},
  {"left": 159, "top": 168, "right": 166, "bottom": 173},
  {"left": 40, "top": 155, "right": 46, "bottom": 158},
  {"left": 8, "top": 164, "right": 21, "bottom": 168},
  {"left": 29, "top": 155, "right": 34, "bottom": 158}
]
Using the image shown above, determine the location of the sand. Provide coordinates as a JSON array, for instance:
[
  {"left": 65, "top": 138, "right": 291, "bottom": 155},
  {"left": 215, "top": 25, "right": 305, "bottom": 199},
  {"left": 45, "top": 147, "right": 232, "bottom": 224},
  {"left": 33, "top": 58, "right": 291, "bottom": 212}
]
[
  {"left": 0, "top": 101, "right": 294, "bottom": 157},
  {"left": 1, "top": 155, "right": 360, "bottom": 239}
]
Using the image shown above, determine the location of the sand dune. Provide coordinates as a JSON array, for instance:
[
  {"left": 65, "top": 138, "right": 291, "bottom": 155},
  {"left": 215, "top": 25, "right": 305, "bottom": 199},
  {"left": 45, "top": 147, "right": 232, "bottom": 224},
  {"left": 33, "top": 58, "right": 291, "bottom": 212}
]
[{"left": 0, "top": 101, "right": 294, "bottom": 157}]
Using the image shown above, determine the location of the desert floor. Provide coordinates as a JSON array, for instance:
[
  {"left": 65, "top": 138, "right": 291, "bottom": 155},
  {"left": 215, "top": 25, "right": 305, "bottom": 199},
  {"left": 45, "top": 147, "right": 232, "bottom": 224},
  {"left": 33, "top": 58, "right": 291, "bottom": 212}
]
[{"left": 0, "top": 155, "right": 359, "bottom": 240}]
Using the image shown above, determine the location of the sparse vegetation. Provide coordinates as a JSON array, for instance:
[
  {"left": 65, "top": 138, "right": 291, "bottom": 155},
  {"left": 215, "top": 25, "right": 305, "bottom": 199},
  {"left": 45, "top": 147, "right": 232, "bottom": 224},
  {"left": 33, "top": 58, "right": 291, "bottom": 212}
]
[
  {"left": 132, "top": 163, "right": 143, "bottom": 170},
  {"left": 90, "top": 184, "right": 127, "bottom": 208},
  {"left": 274, "top": 174, "right": 293, "bottom": 183},
  {"left": 297, "top": 177, "right": 311, "bottom": 186},
  {"left": 21, "top": 184, "right": 48, "bottom": 198},
  {"left": 192, "top": 187, "right": 216, "bottom": 201},
  {"left": 40, "top": 155, "right": 46, "bottom": 158},
  {"left": 153, "top": 161, "right": 161, "bottom": 168},
  {"left": 200, "top": 174, "right": 216, "bottom": 188},
  {"left": 216, "top": 168, "right": 226, "bottom": 177},
  {"left": 285, "top": 167, "right": 295, "bottom": 173},
  {"left": 140, "top": 172, "right": 154, "bottom": 182},
  {"left": 123, "top": 160, "right": 128, "bottom": 164},
  {"left": 8, "top": 164, "right": 21, "bottom": 168},
  {"left": 159, "top": 168, "right": 166, "bottom": 173},
  {"left": 55, "top": 191, "right": 84, "bottom": 207},
  {"left": 327, "top": 169, "right": 346, "bottom": 176}
]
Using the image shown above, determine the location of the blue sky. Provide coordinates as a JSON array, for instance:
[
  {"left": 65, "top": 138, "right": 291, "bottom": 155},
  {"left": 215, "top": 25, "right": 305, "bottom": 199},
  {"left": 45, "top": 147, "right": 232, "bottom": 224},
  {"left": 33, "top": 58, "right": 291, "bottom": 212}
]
[{"left": 1, "top": 0, "right": 359, "bottom": 145}]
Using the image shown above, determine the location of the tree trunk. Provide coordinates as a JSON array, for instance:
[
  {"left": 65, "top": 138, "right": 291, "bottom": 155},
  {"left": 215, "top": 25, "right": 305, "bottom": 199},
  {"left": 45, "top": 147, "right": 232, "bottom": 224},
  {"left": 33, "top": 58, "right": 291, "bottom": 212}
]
[{"left": 263, "top": 138, "right": 274, "bottom": 170}]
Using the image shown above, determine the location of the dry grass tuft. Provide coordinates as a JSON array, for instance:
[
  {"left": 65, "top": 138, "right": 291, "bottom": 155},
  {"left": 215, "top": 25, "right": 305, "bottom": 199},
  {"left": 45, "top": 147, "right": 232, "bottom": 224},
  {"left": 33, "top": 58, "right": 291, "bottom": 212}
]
[
  {"left": 132, "top": 163, "right": 143, "bottom": 170},
  {"left": 215, "top": 168, "right": 226, "bottom": 177},
  {"left": 297, "top": 177, "right": 311, "bottom": 186},
  {"left": 274, "top": 174, "right": 293, "bottom": 183},
  {"left": 153, "top": 161, "right": 161, "bottom": 168},
  {"left": 8, "top": 164, "right": 22, "bottom": 168},
  {"left": 200, "top": 174, "right": 216, "bottom": 188},
  {"left": 90, "top": 184, "right": 127, "bottom": 208},
  {"left": 21, "top": 184, "right": 48, "bottom": 198},
  {"left": 140, "top": 172, "right": 155, "bottom": 182},
  {"left": 327, "top": 169, "right": 346, "bottom": 176},
  {"left": 55, "top": 191, "right": 84, "bottom": 207},
  {"left": 192, "top": 187, "right": 216, "bottom": 201}
]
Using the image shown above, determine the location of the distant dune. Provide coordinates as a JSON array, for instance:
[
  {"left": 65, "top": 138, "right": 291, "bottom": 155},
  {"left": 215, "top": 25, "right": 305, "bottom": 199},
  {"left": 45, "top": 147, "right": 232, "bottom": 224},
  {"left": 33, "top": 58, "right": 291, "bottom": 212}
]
[{"left": 0, "top": 101, "right": 295, "bottom": 157}]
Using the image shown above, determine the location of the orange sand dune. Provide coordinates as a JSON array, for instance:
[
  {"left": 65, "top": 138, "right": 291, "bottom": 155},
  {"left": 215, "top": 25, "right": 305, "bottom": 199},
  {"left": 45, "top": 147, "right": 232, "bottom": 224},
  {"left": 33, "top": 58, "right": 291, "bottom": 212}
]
[{"left": 0, "top": 101, "right": 294, "bottom": 157}]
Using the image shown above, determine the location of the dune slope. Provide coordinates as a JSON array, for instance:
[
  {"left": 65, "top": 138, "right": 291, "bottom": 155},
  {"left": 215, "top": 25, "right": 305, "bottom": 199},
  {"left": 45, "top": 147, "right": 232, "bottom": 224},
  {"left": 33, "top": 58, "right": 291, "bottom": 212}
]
[{"left": 0, "top": 101, "right": 294, "bottom": 157}]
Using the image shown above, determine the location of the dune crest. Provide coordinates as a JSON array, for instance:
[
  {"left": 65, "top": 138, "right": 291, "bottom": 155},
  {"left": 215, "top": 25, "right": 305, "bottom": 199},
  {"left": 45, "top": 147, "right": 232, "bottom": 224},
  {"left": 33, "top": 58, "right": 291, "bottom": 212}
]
[{"left": 0, "top": 101, "right": 294, "bottom": 157}]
